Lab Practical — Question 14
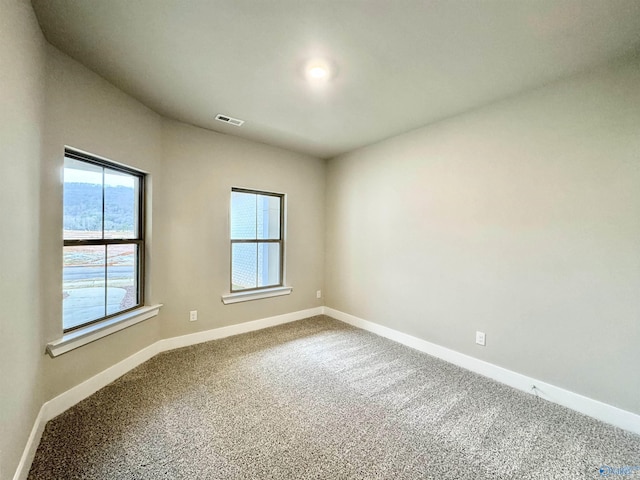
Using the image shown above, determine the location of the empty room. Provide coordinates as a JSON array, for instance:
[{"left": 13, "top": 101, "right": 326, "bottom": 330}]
[{"left": 2, "top": 0, "right": 640, "bottom": 478}]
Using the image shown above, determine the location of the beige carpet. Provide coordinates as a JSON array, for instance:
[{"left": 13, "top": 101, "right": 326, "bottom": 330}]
[{"left": 29, "top": 316, "right": 640, "bottom": 479}]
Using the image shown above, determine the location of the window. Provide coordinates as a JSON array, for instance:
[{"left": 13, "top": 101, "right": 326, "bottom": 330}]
[
  {"left": 230, "top": 188, "right": 284, "bottom": 292},
  {"left": 63, "top": 149, "right": 145, "bottom": 332}
]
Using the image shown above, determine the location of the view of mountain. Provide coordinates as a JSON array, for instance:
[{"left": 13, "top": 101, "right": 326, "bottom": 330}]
[{"left": 64, "top": 183, "right": 136, "bottom": 232}]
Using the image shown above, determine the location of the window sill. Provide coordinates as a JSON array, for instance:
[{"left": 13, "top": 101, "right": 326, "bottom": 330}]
[
  {"left": 221, "top": 286, "right": 292, "bottom": 305},
  {"left": 46, "top": 304, "right": 163, "bottom": 358}
]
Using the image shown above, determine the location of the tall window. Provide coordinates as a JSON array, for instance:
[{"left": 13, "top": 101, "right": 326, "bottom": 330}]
[
  {"left": 230, "top": 188, "right": 284, "bottom": 292},
  {"left": 63, "top": 149, "right": 145, "bottom": 332}
]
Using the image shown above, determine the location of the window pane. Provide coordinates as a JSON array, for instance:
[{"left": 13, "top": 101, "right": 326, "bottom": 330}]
[
  {"left": 231, "top": 191, "right": 256, "bottom": 239},
  {"left": 107, "top": 244, "right": 138, "bottom": 315},
  {"left": 63, "top": 245, "right": 106, "bottom": 330},
  {"left": 256, "top": 194, "right": 281, "bottom": 240},
  {"left": 257, "top": 242, "right": 281, "bottom": 287},
  {"left": 63, "top": 157, "right": 103, "bottom": 240},
  {"left": 232, "top": 243, "right": 257, "bottom": 290},
  {"left": 104, "top": 169, "right": 139, "bottom": 239}
]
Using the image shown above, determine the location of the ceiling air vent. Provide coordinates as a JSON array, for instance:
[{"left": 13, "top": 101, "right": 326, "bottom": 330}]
[{"left": 215, "top": 114, "right": 244, "bottom": 127}]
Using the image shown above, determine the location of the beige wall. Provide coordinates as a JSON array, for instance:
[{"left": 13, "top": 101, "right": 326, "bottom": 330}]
[
  {"left": 0, "top": 0, "right": 45, "bottom": 477},
  {"left": 4, "top": 1, "right": 638, "bottom": 476},
  {"left": 326, "top": 55, "right": 640, "bottom": 414},
  {"left": 158, "top": 120, "right": 325, "bottom": 339},
  {"left": 3, "top": 31, "right": 325, "bottom": 476},
  {"left": 40, "top": 44, "right": 164, "bottom": 400},
  {"left": 38, "top": 40, "right": 326, "bottom": 398}
]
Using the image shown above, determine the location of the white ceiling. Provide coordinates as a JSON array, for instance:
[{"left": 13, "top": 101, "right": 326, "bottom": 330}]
[{"left": 32, "top": 0, "right": 640, "bottom": 159}]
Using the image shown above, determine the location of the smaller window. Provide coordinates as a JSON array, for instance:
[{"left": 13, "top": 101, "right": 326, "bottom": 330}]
[{"left": 230, "top": 188, "right": 284, "bottom": 292}]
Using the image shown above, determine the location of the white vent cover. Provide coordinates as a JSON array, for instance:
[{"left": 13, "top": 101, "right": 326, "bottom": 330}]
[{"left": 215, "top": 114, "right": 244, "bottom": 127}]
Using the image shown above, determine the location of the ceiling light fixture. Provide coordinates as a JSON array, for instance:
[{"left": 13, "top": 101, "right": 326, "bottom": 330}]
[
  {"left": 305, "top": 59, "right": 333, "bottom": 83},
  {"left": 308, "top": 65, "right": 329, "bottom": 79}
]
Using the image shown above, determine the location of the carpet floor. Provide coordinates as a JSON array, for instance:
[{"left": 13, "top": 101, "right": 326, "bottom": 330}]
[{"left": 29, "top": 316, "right": 640, "bottom": 479}]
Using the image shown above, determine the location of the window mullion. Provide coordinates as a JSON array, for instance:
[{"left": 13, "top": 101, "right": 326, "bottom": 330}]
[
  {"left": 255, "top": 195, "right": 258, "bottom": 288},
  {"left": 101, "top": 168, "right": 106, "bottom": 319},
  {"left": 64, "top": 239, "right": 144, "bottom": 247},
  {"left": 230, "top": 239, "right": 279, "bottom": 243},
  {"left": 101, "top": 167, "right": 105, "bottom": 239},
  {"left": 103, "top": 244, "right": 108, "bottom": 319}
]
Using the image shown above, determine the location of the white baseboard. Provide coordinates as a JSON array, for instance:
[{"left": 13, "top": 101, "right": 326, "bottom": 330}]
[
  {"left": 159, "top": 307, "right": 323, "bottom": 351},
  {"left": 12, "top": 405, "right": 47, "bottom": 480},
  {"left": 13, "top": 306, "right": 322, "bottom": 480},
  {"left": 323, "top": 307, "right": 640, "bottom": 436},
  {"left": 13, "top": 341, "right": 162, "bottom": 480},
  {"left": 16, "top": 304, "right": 637, "bottom": 479}
]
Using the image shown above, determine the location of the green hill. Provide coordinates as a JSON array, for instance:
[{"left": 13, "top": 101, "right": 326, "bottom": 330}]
[{"left": 64, "top": 183, "right": 136, "bottom": 232}]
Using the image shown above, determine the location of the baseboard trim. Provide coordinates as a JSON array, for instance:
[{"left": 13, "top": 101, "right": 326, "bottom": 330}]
[
  {"left": 13, "top": 306, "right": 323, "bottom": 480},
  {"left": 323, "top": 307, "right": 640, "bottom": 436},
  {"left": 159, "top": 307, "right": 323, "bottom": 351},
  {"left": 12, "top": 405, "right": 47, "bottom": 480},
  {"left": 16, "top": 305, "right": 637, "bottom": 479}
]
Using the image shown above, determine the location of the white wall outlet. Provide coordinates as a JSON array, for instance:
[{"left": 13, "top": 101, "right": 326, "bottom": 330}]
[
  {"left": 189, "top": 310, "right": 198, "bottom": 322},
  {"left": 475, "top": 331, "right": 486, "bottom": 346},
  {"left": 316, "top": 290, "right": 322, "bottom": 299}
]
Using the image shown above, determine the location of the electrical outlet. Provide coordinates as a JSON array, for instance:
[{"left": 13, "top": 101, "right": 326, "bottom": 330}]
[
  {"left": 475, "top": 331, "right": 486, "bottom": 346},
  {"left": 316, "top": 290, "right": 322, "bottom": 299},
  {"left": 190, "top": 310, "right": 198, "bottom": 322}
]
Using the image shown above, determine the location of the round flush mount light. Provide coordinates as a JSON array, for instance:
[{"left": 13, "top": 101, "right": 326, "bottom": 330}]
[
  {"left": 308, "top": 65, "right": 329, "bottom": 80},
  {"left": 305, "top": 59, "right": 333, "bottom": 82}
]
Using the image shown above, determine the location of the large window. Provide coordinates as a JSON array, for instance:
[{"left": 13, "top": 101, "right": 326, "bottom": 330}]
[
  {"left": 63, "top": 149, "right": 145, "bottom": 332},
  {"left": 230, "top": 188, "right": 284, "bottom": 292}
]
